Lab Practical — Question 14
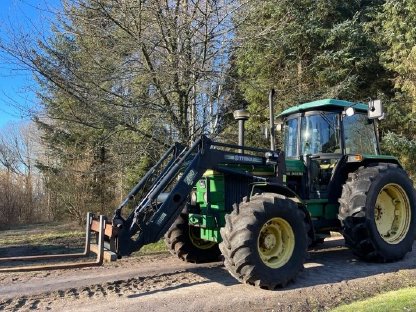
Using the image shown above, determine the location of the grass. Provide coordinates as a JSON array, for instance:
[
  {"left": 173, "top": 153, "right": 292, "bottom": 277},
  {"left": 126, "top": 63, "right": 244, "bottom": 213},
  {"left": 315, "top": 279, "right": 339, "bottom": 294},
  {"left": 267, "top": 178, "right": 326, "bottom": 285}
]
[
  {"left": 137, "top": 240, "right": 167, "bottom": 254},
  {"left": 0, "top": 230, "right": 85, "bottom": 246},
  {"left": 331, "top": 287, "right": 416, "bottom": 312},
  {"left": 0, "top": 222, "right": 84, "bottom": 249}
]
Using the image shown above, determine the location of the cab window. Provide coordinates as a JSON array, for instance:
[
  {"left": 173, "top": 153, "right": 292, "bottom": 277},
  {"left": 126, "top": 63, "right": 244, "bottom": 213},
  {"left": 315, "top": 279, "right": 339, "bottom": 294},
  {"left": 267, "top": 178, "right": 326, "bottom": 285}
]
[
  {"left": 343, "top": 114, "right": 378, "bottom": 154},
  {"left": 300, "top": 113, "right": 340, "bottom": 155},
  {"left": 284, "top": 118, "right": 299, "bottom": 158}
]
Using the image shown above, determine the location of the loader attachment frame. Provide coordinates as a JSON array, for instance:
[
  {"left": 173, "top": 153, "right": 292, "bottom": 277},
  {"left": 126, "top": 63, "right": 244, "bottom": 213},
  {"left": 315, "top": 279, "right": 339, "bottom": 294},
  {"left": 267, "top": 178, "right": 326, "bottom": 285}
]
[{"left": 0, "top": 213, "right": 112, "bottom": 272}]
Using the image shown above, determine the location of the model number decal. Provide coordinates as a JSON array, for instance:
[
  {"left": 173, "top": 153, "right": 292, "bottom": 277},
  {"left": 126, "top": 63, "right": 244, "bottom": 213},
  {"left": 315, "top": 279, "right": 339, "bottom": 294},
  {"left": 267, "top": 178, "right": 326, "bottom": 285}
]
[
  {"left": 287, "top": 171, "right": 303, "bottom": 176},
  {"left": 156, "top": 212, "right": 167, "bottom": 225},
  {"left": 225, "top": 154, "right": 263, "bottom": 164},
  {"left": 184, "top": 169, "right": 196, "bottom": 185}
]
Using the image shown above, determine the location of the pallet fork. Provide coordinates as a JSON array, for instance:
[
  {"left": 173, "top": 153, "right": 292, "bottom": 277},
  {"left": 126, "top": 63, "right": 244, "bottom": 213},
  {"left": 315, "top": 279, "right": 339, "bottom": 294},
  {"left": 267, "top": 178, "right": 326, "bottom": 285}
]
[{"left": 0, "top": 213, "right": 116, "bottom": 272}]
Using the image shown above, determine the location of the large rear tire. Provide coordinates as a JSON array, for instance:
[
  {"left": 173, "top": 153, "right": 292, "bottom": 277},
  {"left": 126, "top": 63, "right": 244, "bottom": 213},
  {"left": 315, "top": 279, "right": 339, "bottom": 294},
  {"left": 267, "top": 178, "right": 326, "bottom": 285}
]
[
  {"left": 338, "top": 163, "right": 416, "bottom": 262},
  {"left": 219, "top": 193, "right": 308, "bottom": 289},
  {"left": 164, "top": 212, "right": 221, "bottom": 263}
]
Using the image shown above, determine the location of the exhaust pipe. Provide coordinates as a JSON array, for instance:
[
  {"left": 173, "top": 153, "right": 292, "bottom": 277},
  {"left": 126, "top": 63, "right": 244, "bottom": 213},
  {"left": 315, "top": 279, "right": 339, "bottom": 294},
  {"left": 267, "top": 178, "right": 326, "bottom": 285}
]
[
  {"left": 233, "top": 109, "right": 250, "bottom": 154},
  {"left": 269, "top": 89, "right": 276, "bottom": 151}
]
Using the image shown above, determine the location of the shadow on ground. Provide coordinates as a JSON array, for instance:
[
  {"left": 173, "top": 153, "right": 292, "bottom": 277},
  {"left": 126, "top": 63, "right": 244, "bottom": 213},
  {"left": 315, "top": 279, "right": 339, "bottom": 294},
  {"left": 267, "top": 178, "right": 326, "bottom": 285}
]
[{"left": 175, "top": 238, "right": 416, "bottom": 291}]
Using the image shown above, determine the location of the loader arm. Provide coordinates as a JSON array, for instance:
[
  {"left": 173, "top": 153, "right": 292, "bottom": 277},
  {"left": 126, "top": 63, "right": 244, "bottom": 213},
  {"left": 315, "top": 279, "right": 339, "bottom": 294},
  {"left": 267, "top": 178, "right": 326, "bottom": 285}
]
[{"left": 111, "top": 135, "right": 274, "bottom": 256}]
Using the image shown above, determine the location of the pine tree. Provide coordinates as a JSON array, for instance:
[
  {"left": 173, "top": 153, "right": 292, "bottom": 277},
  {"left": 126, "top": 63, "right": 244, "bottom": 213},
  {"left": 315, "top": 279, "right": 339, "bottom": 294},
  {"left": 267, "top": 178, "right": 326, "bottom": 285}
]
[{"left": 233, "top": 0, "right": 391, "bottom": 147}]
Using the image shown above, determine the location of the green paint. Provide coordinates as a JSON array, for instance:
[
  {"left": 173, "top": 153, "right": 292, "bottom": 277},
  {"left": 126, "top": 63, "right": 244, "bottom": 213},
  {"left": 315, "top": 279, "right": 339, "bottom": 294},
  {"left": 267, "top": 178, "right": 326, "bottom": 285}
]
[
  {"left": 200, "top": 228, "right": 221, "bottom": 242},
  {"left": 285, "top": 159, "right": 305, "bottom": 175},
  {"left": 188, "top": 214, "right": 218, "bottom": 228},
  {"left": 279, "top": 99, "right": 368, "bottom": 117},
  {"left": 194, "top": 172, "right": 226, "bottom": 242},
  {"left": 305, "top": 199, "right": 327, "bottom": 217},
  {"left": 305, "top": 199, "right": 339, "bottom": 219},
  {"left": 196, "top": 174, "right": 225, "bottom": 208},
  {"left": 362, "top": 154, "right": 399, "bottom": 162},
  {"left": 324, "top": 203, "right": 339, "bottom": 219}
]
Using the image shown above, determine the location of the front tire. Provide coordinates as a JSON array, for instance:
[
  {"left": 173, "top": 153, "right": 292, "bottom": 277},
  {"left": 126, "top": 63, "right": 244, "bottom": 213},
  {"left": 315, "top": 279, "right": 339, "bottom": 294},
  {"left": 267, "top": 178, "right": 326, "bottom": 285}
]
[
  {"left": 338, "top": 163, "right": 416, "bottom": 262},
  {"left": 164, "top": 212, "right": 221, "bottom": 263},
  {"left": 219, "top": 193, "right": 308, "bottom": 289}
]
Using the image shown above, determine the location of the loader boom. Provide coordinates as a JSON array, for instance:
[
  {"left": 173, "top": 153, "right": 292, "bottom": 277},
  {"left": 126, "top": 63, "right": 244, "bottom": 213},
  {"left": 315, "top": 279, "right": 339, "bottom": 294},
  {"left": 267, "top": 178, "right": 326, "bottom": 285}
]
[{"left": 111, "top": 135, "right": 279, "bottom": 256}]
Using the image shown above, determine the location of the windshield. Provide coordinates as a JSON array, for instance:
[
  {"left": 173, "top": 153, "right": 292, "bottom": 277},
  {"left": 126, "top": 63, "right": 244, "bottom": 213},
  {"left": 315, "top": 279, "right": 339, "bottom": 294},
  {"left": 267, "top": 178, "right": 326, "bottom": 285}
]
[
  {"left": 343, "top": 114, "right": 378, "bottom": 154},
  {"left": 301, "top": 113, "right": 340, "bottom": 155}
]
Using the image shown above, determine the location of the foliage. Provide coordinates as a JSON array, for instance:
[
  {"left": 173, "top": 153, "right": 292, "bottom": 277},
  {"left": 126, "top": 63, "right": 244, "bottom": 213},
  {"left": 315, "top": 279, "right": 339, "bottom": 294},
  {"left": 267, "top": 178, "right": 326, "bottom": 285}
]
[
  {"left": 0, "top": 123, "right": 48, "bottom": 227},
  {"left": 233, "top": 0, "right": 390, "bottom": 147},
  {"left": 381, "top": 131, "right": 416, "bottom": 180},
  {"left": 379, "top": 0, "right": 416, "bottom": 176},
  {"left": 382, "top": 0, "right": 416, "bottom": 113},
  {"left": 0, "top": 0, "right": 238, "bottom": 223}
]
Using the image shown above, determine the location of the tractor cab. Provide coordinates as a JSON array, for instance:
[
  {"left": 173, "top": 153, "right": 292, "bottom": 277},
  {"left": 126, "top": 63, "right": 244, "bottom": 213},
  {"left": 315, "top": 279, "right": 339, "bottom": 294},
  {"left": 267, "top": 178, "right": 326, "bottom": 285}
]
[{"left": 279, "top": 99, "right": 379, "bottom": 200}]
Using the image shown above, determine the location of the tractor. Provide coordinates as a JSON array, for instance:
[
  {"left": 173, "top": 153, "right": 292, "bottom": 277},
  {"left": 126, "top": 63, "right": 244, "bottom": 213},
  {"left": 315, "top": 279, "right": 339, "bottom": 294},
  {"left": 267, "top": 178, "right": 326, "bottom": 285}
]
[
  {"left": 104, "top": 97, "right": 416, "bottom": 290},
  {"left": 4, "top": 97, "right": 416, "bottom": 289},
  {"left": 8, "top": 97, "right": 412, "bottom": 288}
]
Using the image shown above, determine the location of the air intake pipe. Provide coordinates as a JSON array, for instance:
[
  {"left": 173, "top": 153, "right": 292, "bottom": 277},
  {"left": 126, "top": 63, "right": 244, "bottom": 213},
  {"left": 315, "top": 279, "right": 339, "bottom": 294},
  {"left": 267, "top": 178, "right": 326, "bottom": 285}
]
[{"left": 233, "top": 109, "right": 250, "bottom": 154}]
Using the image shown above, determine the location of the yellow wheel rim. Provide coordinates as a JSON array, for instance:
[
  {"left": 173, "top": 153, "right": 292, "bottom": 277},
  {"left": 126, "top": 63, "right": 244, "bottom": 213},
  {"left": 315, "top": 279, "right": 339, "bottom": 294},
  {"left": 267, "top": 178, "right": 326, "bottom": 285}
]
[
  {"left": 189, "top": 227, "right": 216, "bottom": 250},
  {"left": 375, "top": 183, "right": 411, "bottom": 244},
  {"left": 257, "top": 217, "right": 295, "bottom": 268}
]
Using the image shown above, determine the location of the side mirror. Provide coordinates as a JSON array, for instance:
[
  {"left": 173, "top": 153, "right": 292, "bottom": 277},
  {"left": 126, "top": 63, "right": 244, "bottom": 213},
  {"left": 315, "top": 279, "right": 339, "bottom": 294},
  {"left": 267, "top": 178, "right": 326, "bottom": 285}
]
[
  {"left": 368, "top": 99, "right": 384, "bottom": 120},
  {"left": 276, "top": 122, "right": 283, "bottom": 132}
]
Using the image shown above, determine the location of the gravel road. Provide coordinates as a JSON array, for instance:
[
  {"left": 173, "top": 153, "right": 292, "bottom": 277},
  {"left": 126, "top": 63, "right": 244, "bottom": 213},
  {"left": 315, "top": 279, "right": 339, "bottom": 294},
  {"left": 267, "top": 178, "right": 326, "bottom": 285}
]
[{"left": 1, "top": 237, "right": 416, "bottom": 312}]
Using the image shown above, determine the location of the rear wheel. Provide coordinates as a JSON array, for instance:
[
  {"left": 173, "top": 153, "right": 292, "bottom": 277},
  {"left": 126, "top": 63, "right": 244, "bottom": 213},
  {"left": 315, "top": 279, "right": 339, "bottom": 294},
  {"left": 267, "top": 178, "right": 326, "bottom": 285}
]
[
  {"left": 164, "top": 212, "right": 221, "bottom": 263},
  {"left": 338, "top": 164, "right": 416, "bottom": 262},
  {"left": 219, "top": 193, "right": 308, "bottom": 289}
]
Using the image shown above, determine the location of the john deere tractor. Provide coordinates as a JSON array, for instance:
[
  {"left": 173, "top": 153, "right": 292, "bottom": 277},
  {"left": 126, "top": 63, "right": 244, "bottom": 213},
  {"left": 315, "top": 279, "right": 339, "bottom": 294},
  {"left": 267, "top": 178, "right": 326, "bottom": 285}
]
[{"left": 104, "top": 97, "right": 416, "bottom": 290}]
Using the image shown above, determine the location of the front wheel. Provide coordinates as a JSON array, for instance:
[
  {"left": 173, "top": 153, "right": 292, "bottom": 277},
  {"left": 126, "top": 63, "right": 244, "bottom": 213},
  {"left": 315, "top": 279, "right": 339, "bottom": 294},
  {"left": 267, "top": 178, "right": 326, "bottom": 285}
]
[
  {"left": 338, "top": 163, "right": 416, "bottom": 262},
  {"left": 219, "top": 193, "right": 308, "bottom": 289},
  {"left": 165, "top": 212, "right": 221, "bottom": 263}
]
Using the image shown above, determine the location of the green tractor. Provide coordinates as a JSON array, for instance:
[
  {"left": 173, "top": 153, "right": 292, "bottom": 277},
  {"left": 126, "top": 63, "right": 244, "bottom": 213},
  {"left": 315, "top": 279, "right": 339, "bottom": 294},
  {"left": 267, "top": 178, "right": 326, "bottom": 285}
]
[
  {"left": 6, "top": 97, "right": 414, "bottom": 287},
  {"left": 162, "top": 98, "right": 416, "bottom": 289}
]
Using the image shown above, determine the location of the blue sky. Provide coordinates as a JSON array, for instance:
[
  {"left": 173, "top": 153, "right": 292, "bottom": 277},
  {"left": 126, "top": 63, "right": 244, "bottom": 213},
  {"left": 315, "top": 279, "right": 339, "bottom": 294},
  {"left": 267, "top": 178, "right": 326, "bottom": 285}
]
[{"left": 0, "top": 0, "right": 61, "bottom": 128}]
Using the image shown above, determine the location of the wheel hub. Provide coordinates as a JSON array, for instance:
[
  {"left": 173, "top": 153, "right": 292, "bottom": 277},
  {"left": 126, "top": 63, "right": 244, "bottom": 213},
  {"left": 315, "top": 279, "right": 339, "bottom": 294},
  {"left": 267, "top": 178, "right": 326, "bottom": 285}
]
[
  {"left": 375, "top": 183, "right": 411, "bottom": 244},
  {"left": 263, "top": 233, "right": 277, "bottom": 250},
  {"left": 189, "top": 227, "right": 217, "bottom": 250},
  {"left": 257, "top": 217, "right": 295, "bottom": 269}
]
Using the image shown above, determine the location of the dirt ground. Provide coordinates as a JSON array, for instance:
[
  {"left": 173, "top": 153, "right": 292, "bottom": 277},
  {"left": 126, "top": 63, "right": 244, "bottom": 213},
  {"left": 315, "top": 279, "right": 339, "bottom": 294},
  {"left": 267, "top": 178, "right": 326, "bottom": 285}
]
[{"left": 1, "top": 237, "right": 416, "bottom": 312}]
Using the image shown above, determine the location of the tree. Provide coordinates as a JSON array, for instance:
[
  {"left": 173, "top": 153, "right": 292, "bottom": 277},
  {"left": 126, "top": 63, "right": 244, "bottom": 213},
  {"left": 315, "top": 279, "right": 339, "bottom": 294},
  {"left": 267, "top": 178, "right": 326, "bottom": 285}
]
[
  {"left": 233, "top": 0, "right": 391, "bottom": 146},
  {"left": 382, "top": 0, "right": 416, "bottom": 114},
  {"left": 0, "top": 122, "right": 46, "bottom": 226},
  {"left": 0, "top": 0, "right": 239, "bottom": 222},
  {"left": 378, "top": 0, "right": 416, "bottom": 175}
]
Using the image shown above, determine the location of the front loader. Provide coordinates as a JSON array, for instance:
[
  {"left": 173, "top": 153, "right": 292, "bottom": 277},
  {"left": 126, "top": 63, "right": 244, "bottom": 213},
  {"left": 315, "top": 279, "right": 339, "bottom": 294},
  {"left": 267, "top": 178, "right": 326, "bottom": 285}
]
[{"left": 3, "top": 97, "right": 415, "bottom": 290}]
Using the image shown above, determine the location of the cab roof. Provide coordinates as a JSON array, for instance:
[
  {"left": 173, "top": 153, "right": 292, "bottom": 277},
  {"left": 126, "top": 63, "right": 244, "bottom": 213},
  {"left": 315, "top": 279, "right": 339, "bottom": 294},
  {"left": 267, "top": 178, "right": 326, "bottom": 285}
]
[{"left": 278, "top": 99, "right": 368, "bottom": 117}]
